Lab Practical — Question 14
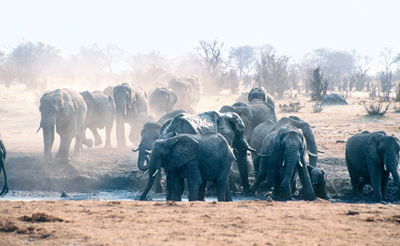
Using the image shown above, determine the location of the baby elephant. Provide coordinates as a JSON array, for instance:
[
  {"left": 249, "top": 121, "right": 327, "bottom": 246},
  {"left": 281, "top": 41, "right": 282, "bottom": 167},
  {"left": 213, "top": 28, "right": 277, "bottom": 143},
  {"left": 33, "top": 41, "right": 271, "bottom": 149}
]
[
  {"left": 346, "top": 131, "right": 400, "bottom": 202},
  {"left": 140, "top": 132, "right": 235, "bottom": 202},
  {"left": 307, "top": 165, "right": 329, "bottom": 200}
]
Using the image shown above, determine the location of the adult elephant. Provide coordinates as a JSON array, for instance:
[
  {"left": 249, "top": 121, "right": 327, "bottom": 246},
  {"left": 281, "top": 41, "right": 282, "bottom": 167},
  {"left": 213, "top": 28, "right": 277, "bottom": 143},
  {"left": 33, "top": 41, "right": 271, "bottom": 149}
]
[
  {"left": 168, "top": 77, "right": 200, "bottom": 110},
  {"left": 248, "top": 87, "right": 275, "bottom": 108},
  {"left": 149, "top": 87, "right": 177, "bottom": 119},
  {"left": 0, "top": 138, "right": 8, "bottom": 197},
  {"left": 80, "top": 91, "right": 115, "bottom": 148},
  {"left": 219, "top": 99, "right": 277, "bottom": 143},
  {"left": 139, "top": 132, "right": 235, "bottom": 201},
  {"left": 38, "top": 88, "right": 87, "bottom": 164},
  {"left": 132, "top": 109, "right": 186, "bottom": 193},
  {"left": 250, "top": 125, "right": 316, "bottom": 201},
  {"left": 159, "top": 111, "right": 255, "bottom": 192},
  {"left": 113, "top": 83, "right": 148, "bottom": 147},
  {"left": 345, "top": 131, "right": 400, "bottom": 202},
  {"left": 250, "top": 116, "right": 320, "bottom": 171}
]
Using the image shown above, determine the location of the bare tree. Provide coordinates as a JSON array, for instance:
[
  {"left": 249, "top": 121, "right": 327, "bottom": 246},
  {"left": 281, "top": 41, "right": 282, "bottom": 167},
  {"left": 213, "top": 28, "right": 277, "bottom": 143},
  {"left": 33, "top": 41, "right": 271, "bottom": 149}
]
[
  {"left": 378, "top": 48, "right": 400, "bottom": 101},
  {"left": 229, "top": 45, "right": 255, "bottom": 89},
  {"left": 0, "top": 51, "right": 15, "bottom": 88},
  {"left": 309, "top": 67, "right": 329, "bottom": 101},
  {"left": 195, "top": 38, "right": 226, "bottom": 93}
]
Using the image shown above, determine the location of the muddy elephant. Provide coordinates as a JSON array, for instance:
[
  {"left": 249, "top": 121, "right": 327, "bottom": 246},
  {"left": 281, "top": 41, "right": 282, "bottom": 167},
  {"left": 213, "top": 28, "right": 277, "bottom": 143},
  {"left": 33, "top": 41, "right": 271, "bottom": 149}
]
[
  {"left": 149, "top": 87, "right": 177, "bottom": 119},
  {"left": 139, "top": 132, "right": 235, "bottom": 201},
  {"left": 251, "top": 125, "right": 316, "bottom": 201},
  {"left": 38, "top": 88, "right": 87, "bottom": 164},
  {"left": 250, "top": 116, "right": 320, "bottom": 172},
  {"left": 132, "top": 109, "right": 186, "bottom": 193},
  {"left": 219, "top": 99, "right": 277, "bottom": 143},
  {"left": 113, "top": 83, "right": 148, "bottom": 147},
  {"left": 159, "top": 111, "right": 255, "bottom": 192},
  {"left": 345, "top": 131, "right": 400, "bottom": 202},
  {"left": 80, "top": 91, "right": 115, "bottom": 148},
  {"left": 0, "top": 138, "right": 8, "bottom": 197}
]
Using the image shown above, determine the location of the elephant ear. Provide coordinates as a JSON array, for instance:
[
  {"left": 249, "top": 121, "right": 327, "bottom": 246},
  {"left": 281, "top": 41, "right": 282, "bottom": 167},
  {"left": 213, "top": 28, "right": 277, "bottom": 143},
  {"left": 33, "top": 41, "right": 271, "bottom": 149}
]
[
  {"left": 169, "top": 90, "right": 178, "bottom": 109},
  {"left": 61, "top": 90, "right": 75, "bottom": 118},
  {"left": 168, "top": 135, "right": 199, "bottom": 171},
  {"left": 261, "top": 134, "right": 274, "bottom": 157},
  {"left": 79, "top": 91, "right": 95, "bottom": 112},
  {"left": 367, "top": 132, "right": 385, "bottom": 163}
]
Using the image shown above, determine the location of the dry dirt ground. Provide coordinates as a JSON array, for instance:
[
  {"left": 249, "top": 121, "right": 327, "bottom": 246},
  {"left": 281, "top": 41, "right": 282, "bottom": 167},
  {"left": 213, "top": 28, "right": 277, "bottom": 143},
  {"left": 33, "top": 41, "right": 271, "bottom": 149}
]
[{"left": 0, "top": 85, "right": 400, "bottom": 245}]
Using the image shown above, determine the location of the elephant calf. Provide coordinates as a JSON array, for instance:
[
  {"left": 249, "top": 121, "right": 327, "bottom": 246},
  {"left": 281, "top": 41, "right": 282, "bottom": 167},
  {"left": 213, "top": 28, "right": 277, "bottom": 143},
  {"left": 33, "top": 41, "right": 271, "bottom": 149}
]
[
  {"left": 346, "top": 131, "right": 400, "bottom": 202},
  {"left": 139, "top": 132, "right": 235, "bottom": 202}
]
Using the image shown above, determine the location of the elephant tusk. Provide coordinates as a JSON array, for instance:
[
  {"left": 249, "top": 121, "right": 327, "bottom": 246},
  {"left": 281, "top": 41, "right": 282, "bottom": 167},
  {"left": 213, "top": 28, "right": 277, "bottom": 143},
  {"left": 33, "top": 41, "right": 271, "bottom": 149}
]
[
  {"left": 282, "top": 161, "right": 285, "bottom": 166},
  {"left": 152, "top": 169, "right": 159, "bottom": 177},
  {"left": 145, "top": 150, "right": 151, "bottom": 155},
  {"left": 247, "top": 147, "right": 256, "bottom": 153},
  {"left": 132, "top": 147, "right": 139, "bottom": 152},
  {"left": 298, "top": 161, "right": 303, "bottom": 168},
  {"left": 384, "top": 164, "right": 387, "bottom": 171},
  {"left": 318, "top": 150, "right": 325, "bottom": 154},
  {"left": 143, "top": 170, "right": 149, "bottom": 175},
  {"left": 307, "top": 150, "right": 319, "bottom": 157},
  {"left": 36, "top": 126, "right": 42, "bottom": 134}
]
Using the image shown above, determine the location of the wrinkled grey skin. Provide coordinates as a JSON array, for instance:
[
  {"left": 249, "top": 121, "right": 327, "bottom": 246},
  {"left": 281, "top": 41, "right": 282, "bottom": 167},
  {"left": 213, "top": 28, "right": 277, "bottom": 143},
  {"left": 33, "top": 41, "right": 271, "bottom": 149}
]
[
  {"left": 251, "top": 126, "right": 316, "bottom": 201},
  {"left": 346, "top": 131, "right": 400, "bottom": 202},
  {"left": 160, "top": 111, "right": 255, "bottom": 192},
  {"left": 133, "top": 109, "right": 186, "bottom": 193},
  {"left": 248, "top": 87, "right": 275, "bottom": 108},
  {"left": 168, "top": 77, "right": 200, "bottom": 110},
  {"left": 80, "top": 91, "right": 115, "bottom": 148},
  {"left": 250, "top": 116, "right": 320, "bottom": 172},
  {"left": 113, "top": 83, "right": 148, "bottom": 147},
  {"left": 0, "top": 139, "right": 8, "bottom": 197},
  {"left": 140, "top": 132, "right": 235, "bottom": 202},
  {"left": 219, "top": 99, "right": 277, "bottom": 143},
  {"left": 38, "top": 88, "right": 87, "bottom": 164},
  {"left": 307, "top": 165, "right": 329, "bottom": 200},
  {"left": 149, "top": 87, "right": 177, "bottom": 119}
]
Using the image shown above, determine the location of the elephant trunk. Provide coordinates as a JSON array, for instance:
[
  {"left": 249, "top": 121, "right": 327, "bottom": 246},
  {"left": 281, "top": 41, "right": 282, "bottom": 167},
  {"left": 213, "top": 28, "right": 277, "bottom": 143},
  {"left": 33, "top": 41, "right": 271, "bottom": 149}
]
[
  {"left": 384, "top": 155, "right": 400, "bottom": 190},
  {"left": 139, "top": 159, "right": 161, "bottom": 200},
  {"left": 281, "top": 146, "right": 300, "bottom": 199},
  {"left": 137, "top": 141, "right": 153, "bottom": 171},
  {"left": 115, "top": 106, "right": 126, "bottom": 147},
  {"left": 42, "top": 121, "right": 55, "bottom": 164}
]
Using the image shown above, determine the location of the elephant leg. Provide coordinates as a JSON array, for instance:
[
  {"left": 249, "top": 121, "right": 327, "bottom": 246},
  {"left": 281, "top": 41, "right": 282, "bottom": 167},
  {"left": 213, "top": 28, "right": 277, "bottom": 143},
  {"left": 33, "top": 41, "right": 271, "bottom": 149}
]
[
  {"left": 82, "top": 128, "right": 94, "bottom": 148},
  {"left": 170, "top": 171, "right": 183, "bottom": 201},
  {"left": 297, "top": 165, "right": 316, "bottom": 201},
  {"left": 0, "top": 164, "right": 8, "bottom": 197},
  {"left": 73, "top": 133, "right": 83, "bottom": 156},
  {"left": 215, "top": 179, "right": 229, "bottom": 202},
  {"left": 198, "top": 181, "right": 206, "bottom": 201},
  {"left": 369, "top": 164, "right": 383, "bottom": 202},
  {"left": 381, "top": 170, "right": 390, "bottom": 200},
  {"left": 236, "top": 149, "right": 250, "bottom": 192},
  {"left": 115, "top": 119, "right": 126, "bottom": 148},
  {"left": 184, "top": 162, "right": 202, "bottom": 201},
  {"left": 251, "top": 164, "right": 268, "bottom": 194},
  {"left": 104, "top": 125, "right": 113, "bottom": 148},
  {"left": 153, "top": 171, "right": 163, "bottom": 194},
  {"left": 90, "top": 126, "right": 102, "bottom": 146},
  {"left": 57, "top": 133, "right": 73, "bottom": 162}
]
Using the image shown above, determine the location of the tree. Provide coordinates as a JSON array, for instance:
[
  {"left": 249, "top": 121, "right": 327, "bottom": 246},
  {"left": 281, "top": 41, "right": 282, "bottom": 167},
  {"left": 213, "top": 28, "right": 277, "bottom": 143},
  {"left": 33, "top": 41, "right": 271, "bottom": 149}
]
[
  {"left": 0, "top": 51, "right": 15, "bottom": 88},
  {"left": 309, "top": 67, "right": 328, "bottom": 101},
  {"left": 229, "top": 45, "right": 255, "bottom": 89},
  {"left": 10, "top": 41, "right": 61, "bottom": 89},
  {"left": 194, "top": 38, "right": 226, "bottom": 93},
  {"left": 378, "top": 48, "right": 400, "bottom": 101}
]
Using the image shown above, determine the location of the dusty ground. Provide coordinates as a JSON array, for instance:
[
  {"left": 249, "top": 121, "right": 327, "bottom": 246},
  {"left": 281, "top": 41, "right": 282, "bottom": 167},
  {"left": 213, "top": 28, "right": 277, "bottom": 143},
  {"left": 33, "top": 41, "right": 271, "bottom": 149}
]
[{"left": 0, "top": 85, "right": 400, "bottom": 245}]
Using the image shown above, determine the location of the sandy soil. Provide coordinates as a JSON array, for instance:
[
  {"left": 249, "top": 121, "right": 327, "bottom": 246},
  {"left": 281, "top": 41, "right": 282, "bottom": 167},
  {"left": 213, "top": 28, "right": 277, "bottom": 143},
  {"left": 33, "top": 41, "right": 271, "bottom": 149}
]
[{"left": 0, "top": 85, "right": 400, "bottom": 245}]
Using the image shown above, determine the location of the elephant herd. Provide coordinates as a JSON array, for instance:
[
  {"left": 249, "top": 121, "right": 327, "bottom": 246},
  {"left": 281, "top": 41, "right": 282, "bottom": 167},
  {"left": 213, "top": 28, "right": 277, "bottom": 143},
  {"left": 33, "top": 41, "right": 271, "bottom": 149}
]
[{"left": 0, "top": 82, "right": 399, "bottom": 204}]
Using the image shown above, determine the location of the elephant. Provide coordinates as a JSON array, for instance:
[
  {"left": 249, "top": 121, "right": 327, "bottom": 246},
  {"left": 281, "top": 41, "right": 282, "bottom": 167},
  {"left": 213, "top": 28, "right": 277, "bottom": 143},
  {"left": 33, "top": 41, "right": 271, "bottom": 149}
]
[
  {"left": 103, "top": 86, "right": 114, "bottom": 98},
  {"left": 248, "top": 87, "right": 275, "bottom": 108},
  {"left": 250, "top": 125, "right": 316, "bottom": 201},
  {"left": 345, "top": 131, "right": 400, "bottom": 202},
  {"left": 219, "top": 99, "right": 277, "bottom": 143},
  {"left": 139, "top": 132, "right": 235, "bottom": 201},
  {"left": 250, "top": 116, "right": 320, "bottom": 173},
  {"left": 159, "top": 111, "right": 255, "bottom": 192},
  {"left": 79, "top": 91, "right": 115, "bottom": 148},
  {"left": 168, "top": 77, "right": 200, "bottom": 110},
  {"left": 113, "top": 83, "right": 149, "bottom": 147},
  {"left": 149, "top": 87, "right": 177, "bottom": 119},
  {"left": 307, "top": 165, "right": 329, "bottom": 200},
  {"left": 0, "top": 138, "right": 8, "bottom": 197},
  {"left": 38, "top": 88, "right": 87, "bottom": 164},
  {"left": 132, "top": 109, "right": 186, "bottom": 193}
]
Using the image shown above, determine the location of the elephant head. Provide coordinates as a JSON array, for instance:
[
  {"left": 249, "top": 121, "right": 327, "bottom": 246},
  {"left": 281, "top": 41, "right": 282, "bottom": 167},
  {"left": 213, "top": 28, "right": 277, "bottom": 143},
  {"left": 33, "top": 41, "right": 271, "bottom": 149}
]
[
  {"left": 139, "top": 134, "right": 198, "bottom": 201},
  {"left": 307, "top": 165, "right": 329, "bottom": 200},
  {"left": 248, "top": 87, "right": 266, "bottom": 102},
  {"left": 134, "top": 121, "right": 163, "bottom": 171},
  {"left": 262, "top": 126, "right": 315, "bottom": 201},
  {"left": 39, "top": 89, "right": 75, "bottom": 164},
  {"left": 367, "top": 132, "right": 400, "bottom": 193},
  {"left": 219, "top": 103, "right": 253, "bottom": 131}
]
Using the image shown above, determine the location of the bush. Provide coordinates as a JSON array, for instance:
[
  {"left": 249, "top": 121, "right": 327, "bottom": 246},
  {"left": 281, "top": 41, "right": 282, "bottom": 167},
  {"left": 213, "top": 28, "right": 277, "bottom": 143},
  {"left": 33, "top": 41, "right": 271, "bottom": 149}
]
[
  {"left": 363, "top": 101, "right": 390, "bottom": 115},
  {"left": 312, "top": 103, "right": 324, "bottom": 113}
]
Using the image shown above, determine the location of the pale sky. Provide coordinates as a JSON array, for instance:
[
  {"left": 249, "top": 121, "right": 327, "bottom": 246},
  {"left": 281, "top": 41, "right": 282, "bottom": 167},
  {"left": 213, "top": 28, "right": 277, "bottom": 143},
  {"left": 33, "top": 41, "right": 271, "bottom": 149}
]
[{"left": 1, "top": 0, "right": 399, "bottom": 71}]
